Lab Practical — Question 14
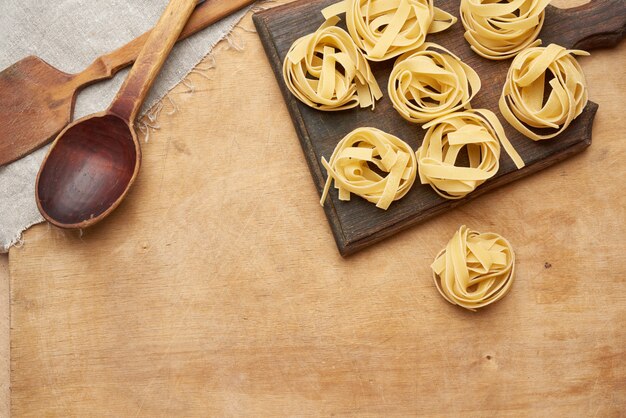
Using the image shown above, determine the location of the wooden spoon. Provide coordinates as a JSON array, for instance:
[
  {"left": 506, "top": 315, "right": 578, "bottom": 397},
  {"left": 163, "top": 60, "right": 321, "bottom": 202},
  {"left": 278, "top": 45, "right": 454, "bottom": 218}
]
[
  {"left": 36, "top": 0, "right": 197, "bottom": 229},
  {"left": 0, "top": 0, "right": 254, "bottom": 167}
]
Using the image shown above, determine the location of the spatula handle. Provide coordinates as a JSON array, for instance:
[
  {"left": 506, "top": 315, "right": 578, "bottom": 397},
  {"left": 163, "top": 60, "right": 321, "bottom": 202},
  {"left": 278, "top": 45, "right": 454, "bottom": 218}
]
[
  {"left": 108, "top": 0, "right": 197, "bottom": 122},
  {"left": 543, "top": 0, "right": 626, "bottom": 50},
  {"left": 78, "top": 0, "right": 254, "bottom": 86}
]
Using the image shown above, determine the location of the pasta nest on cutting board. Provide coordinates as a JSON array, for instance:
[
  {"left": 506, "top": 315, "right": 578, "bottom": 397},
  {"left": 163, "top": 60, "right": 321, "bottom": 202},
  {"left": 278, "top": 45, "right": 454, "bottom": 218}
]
[
  {"left": 283, "top": 17, "right": 383, "bottom": 111},
  {"left": 499, "top": 43, "right": 589, "bottom": 141},
  {"left": 321, "top": 127, "right": 417, "bottom": 210},
  {"left": 416, "top": 109, "right": 525, "bottom": 200},
  {"left": 460, "top": 0, "right": 551, "bottom": 60},
  {"left": 389, "top": 42, "right": 481, "bottom": 123},
  {"left": 322, "top": 0, "right": 457, "bottom": 61}
]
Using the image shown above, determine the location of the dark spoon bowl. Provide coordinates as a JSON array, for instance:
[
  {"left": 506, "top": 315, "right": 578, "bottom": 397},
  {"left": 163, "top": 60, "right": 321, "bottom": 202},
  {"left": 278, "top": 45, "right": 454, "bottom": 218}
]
[
  {"left": 36, "top": 112, "right": 141, "bottom": 229},
  {"left": 34, "top": 0, "right": 199, "bottom": 230}
]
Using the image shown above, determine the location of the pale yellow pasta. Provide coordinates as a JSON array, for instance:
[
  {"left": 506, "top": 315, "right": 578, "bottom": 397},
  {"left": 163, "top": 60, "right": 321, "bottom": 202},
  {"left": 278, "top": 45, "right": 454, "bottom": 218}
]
[
  {"left": 321, "top": 127, "right": 417, "bottom": 210},
  {"left": 417, "top": 109, "right": 524, "bottom": 199},
  {"left": 499, "top": 44, "right": 589, "bottom": 141},
  {"left": 283, "top": 17, "right": 383, "bottom": 111},
  {"left": 460, "top": 0, "right": 551, "bottom": 60},
  {"left": 389, "top": 42, "right": 481, "bottom": 123},
  {"left": 432, "top": 225, "right": 516, "bottom": 311},
  {"left": 322, "top": 0, "right": 457, "bottom": 61}
]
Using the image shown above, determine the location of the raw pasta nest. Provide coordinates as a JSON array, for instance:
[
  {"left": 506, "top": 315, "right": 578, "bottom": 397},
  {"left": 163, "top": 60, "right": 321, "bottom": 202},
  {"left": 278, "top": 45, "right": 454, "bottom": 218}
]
[
  {"left": 283, "top": 17, "right": 383, "bottom": 111},
  {"left": 499, "top": 43, "right": 589, "bottom": 141},
  {"left": 460, "top": 0, "right": 551, "bottom": 60},
  {"left": 432, "top": 225, "right": 515, "bottom": 311},
  {"left": 321, "top": 127, "right": 417, "bottom": 210},
  {"left": 322, "top": 0, "right": 457, "bottom": 61},
  {"left": 389, "top": 42, "right": 481, "bottom": 123},
  {"left": 417, "top": 109, "right": 524, "bottom": 199}
]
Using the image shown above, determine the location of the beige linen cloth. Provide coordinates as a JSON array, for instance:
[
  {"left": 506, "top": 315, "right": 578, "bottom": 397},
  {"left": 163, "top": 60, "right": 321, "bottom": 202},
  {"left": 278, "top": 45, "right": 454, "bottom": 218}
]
[{"left": 0, "top": 0, "right": 253, "bottom": 252}]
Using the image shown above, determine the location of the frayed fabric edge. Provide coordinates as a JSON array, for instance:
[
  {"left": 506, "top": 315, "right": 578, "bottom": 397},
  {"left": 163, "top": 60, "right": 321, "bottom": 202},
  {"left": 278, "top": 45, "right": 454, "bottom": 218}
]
[
  {"left": 136, "top": 5, "right": 253, "bottom": 142},
  {"left": 1, "top": 217, "right": 44, "bottom": 254}
]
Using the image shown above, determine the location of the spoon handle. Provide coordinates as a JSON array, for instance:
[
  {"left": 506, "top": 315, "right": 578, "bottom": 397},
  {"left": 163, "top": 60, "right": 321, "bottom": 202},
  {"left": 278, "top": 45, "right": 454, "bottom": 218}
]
[{"left": 108, "top": 0, "right": 197, "bottom": 122}]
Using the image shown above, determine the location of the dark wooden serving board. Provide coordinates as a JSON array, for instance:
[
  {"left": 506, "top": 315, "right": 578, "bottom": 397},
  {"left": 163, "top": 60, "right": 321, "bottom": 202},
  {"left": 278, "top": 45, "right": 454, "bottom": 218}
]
[{"left": 253, "top": 0, "right": 626, "bottom": 256}]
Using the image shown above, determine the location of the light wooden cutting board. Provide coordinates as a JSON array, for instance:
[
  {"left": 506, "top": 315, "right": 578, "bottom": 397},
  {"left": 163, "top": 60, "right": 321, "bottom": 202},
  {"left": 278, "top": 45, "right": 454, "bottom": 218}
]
[{"left": 9, "top": 2, "right": 626, "bottom": 416}]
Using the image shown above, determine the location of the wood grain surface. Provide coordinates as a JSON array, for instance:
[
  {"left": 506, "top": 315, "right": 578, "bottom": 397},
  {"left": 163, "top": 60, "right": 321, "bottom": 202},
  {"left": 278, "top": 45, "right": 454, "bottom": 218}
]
[
  {"left": 253, "top": 0, "right": 625, "bottom": 256},
  {"left": 0, "top": 254, "right": 8, "bottom": 417},
  {"left": 9, "top": 1, "right": 626, "bottom": 416}
]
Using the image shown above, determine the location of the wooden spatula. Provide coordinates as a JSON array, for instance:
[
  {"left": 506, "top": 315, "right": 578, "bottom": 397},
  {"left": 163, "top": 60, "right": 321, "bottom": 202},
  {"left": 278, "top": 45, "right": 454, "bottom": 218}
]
[{"left": 0, "top": 0, "right": 254, "bottom": 167}]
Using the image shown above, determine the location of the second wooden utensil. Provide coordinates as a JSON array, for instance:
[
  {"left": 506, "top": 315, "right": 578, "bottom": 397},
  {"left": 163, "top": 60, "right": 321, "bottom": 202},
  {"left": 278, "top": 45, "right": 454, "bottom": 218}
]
[
  {"left": 35, "top": 0, "right": 197, "bottom": 229},
  {"left": 0, "top": 0, "right": 255, "bottom": 167}
]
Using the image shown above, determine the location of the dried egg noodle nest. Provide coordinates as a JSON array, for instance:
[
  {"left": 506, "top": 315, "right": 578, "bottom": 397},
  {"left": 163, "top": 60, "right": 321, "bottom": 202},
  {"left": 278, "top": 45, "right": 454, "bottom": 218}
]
[
  {"left": 283, "top": 17, "right": 383, "bottom": 111},
  {"left": 460, "top": 0, "right": 551, "bottom": 60},
  {"left": 389, "top": 42, "right": 481, "bottom": 123},
  {"left": 417, "top": 109, "right": 525, "bottom": 199},
  {"left": 432, "top": 225, "right": 516, "bottom": 311},
  {"left": 499, "top": 44, "right": 589, "bottom": 141},
  {"left": 321, "top": 127, "right": 417, "bottom": 210},
  {"left": 322, "top": 0, "right": 457, "bottom": 61}
]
